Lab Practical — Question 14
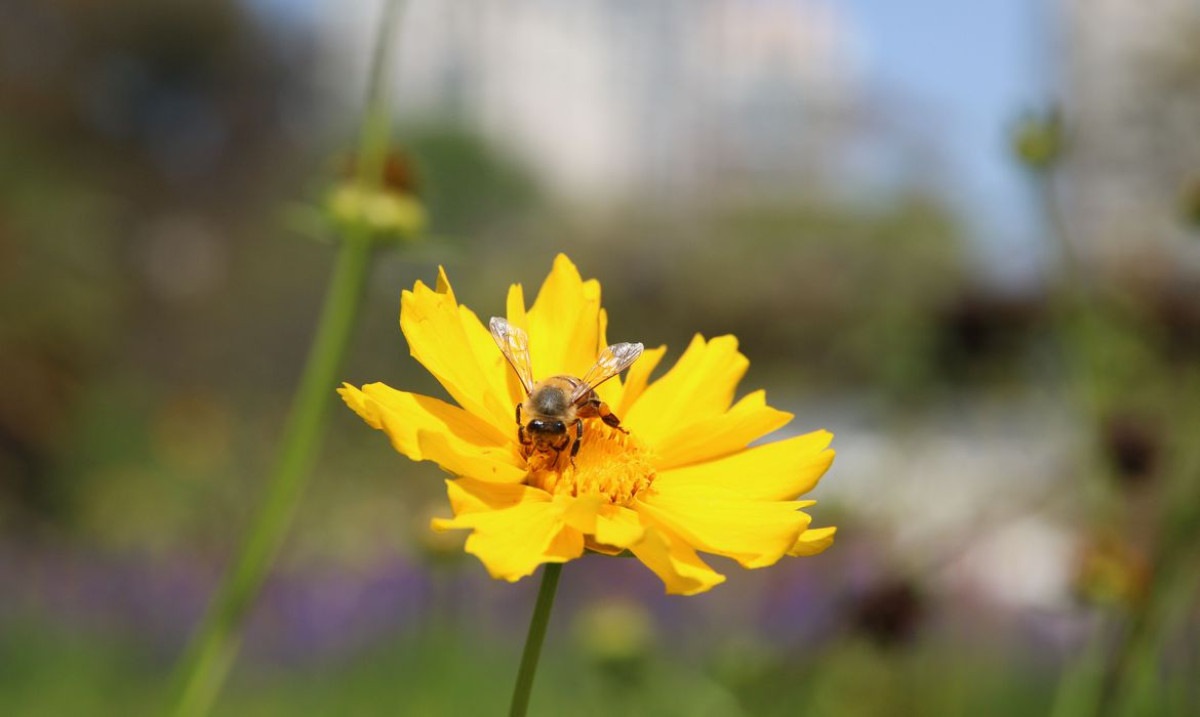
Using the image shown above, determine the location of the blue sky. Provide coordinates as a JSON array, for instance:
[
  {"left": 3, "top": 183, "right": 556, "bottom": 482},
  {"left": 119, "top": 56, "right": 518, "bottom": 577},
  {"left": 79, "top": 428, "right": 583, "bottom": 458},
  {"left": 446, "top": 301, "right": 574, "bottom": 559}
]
[
  {"left": 843, "top": 0, "right": 1054, "bottom": 284},
  {"left": 261, "top": 0, "right": 1055, "bottom": 284}
]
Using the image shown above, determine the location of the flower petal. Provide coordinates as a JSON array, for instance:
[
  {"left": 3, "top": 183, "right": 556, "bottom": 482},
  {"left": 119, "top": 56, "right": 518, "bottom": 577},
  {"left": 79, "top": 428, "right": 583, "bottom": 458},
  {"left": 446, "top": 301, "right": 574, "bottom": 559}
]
[
  {"left": 594, "top": 503, "right": 646, "bottom": 549},
  {"left": 612, "top": 345, "right": 667, "bottom": 417},
  {"left": 555, "top": 498, "right": 647, "bottom": 555},
  {"left": 655, "top": 430, "right": 835, "bottom": 500},
  {"left": 628, "top": 525, "right": 726, "bottom": 596},
  {"left": 339, "top": 383, "right": 526, "bottom": 483},
  {"left": 652, "top": 390, "right": 793, "bottom": 469},
  {"left": 525, "top": 254, "right": 605, "bottom": 379},
  {"left": 400, "top": 268, "right": 515, "bottom": 433},
  {"left": 622, "top": 335, "right": 749, "bottom": 444},
  {"left": 442, "top": 477, "right": 545, "bottom": 515},
  {"left": 790, "top": 526, "right": 837, "bottom": 557},
  {"left": 636, "top": 483, "right": 810, "bottom": 569},
  {"left": 432, "top": 495, "right": 584, "bottom": 581},
  {"left": 417, "top": 430, "right": 528, "bottom": 483},
  {"left": 538, "top": 494, "right": 649, "bottom": 552}
]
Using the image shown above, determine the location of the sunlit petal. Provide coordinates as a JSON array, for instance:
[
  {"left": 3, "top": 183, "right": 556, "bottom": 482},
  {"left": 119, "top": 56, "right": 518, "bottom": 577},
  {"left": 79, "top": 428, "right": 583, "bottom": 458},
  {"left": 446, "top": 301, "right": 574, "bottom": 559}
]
[
  {"left": 432, "top": 496, "right": 584, "bottom": 581},
  {"left": 622, "top": 335, "right": 748, "bottom": 443},
  {"left": 636, "top": 483, "right": 810, "bottom": 568},
  {"left": 628, "top": 525, "right": 726, "bottom": 596},
  {"left": 652, "top": 390, "right": 793, "bottom": 469},
  {"left": 790, "top": 526, "right": 837, "bottom": 557},
  {"left": 338, "top": 383, "right": 525, "bottom": 483},
  {"left": 656, "top": 430, "right": 835, "bottom": 500},
  {"left": 525, "top": 254, "right": 605, "bottom": 379},
  {"left": 399, "top": 268, "right": 514, "bottom": 432}
]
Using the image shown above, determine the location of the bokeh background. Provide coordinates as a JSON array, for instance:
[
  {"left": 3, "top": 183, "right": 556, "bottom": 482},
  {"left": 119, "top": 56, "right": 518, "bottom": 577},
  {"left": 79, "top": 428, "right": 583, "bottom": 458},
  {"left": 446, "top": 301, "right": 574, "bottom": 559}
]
[{"left": 3, "top": 0, "right": 1200, "bottom": 714}]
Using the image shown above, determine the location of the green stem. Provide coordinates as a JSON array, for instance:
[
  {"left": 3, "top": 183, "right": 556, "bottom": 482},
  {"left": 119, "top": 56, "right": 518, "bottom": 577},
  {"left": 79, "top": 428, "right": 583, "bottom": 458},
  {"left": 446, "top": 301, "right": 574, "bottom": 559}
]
[
  {"left": 168, "top": 228, "right": 374, "bottom": 717},
  {"left": 167, "top": 2, "right": 403, "bottom": 715},
  {"left": 509, "top": 563, "right": 563, "bottom": 717}
]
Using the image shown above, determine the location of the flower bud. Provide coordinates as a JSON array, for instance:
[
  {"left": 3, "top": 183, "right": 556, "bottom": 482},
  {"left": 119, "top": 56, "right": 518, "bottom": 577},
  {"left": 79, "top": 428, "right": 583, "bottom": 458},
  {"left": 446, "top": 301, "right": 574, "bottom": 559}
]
[{"left": 1011, "top": 110, "right": 1063, "bottom": 173}]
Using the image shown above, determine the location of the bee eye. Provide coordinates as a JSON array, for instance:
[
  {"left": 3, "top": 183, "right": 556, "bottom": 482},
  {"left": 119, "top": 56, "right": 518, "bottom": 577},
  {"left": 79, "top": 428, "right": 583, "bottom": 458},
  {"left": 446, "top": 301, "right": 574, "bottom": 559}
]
[{"left": 553, "top": 421, "right": 566, "bottom": 433}]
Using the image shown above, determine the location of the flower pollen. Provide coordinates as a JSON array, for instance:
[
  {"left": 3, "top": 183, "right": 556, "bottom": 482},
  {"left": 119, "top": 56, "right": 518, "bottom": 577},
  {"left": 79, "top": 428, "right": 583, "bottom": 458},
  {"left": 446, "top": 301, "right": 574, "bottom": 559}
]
[{"left": 529, "top": 421, "right": 656, "bottom": 505}]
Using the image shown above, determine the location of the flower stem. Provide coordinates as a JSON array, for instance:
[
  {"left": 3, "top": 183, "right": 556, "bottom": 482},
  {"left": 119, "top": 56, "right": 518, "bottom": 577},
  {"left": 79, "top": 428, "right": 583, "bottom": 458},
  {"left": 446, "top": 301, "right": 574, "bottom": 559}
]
[
  {"left": 509, "top": 563, "right": 563, "bottom": 717},
  {"left": 167, "top": 2, "right": 404, "bottom": 715},
  {"left": 169, "top": 228, "right": 374, "bottom": 717}
]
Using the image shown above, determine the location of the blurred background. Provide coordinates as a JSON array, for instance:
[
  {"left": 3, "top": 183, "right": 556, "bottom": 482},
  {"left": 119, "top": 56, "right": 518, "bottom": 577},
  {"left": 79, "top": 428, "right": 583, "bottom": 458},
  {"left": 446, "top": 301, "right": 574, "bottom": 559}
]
[{"left": 3, "top": 0, "right": 1200, "bottom": 714}]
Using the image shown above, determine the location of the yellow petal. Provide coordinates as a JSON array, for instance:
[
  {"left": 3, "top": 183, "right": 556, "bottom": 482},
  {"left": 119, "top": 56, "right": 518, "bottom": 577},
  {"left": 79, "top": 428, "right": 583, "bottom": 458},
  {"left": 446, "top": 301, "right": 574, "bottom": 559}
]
[
  {"left": 547, "top": 495, "right": 647, "bottom": 553},
  {"left": 628, "top": 525, "right": 726, "bottom": 596},
  {"left": 622, "top": 335, "right": 749, "bottom": 443},
  {"left": 636, "top": 483, "right": 810, "bottom": 569},
  {"left": 613, "top": 345, "right": 667, "bottom": 417},
  {"left": 655, "top": 430, "right": 835, "bottom": 501},
  {"left": 432, "top": 495, "right": 584, "bottom": 581},
  {"left": 400, "top": 267, "right": 516, "bottom": 433},
  {"left": 555, "top": 497, "right": 646, "bottom": 554},
  {"left": 652, "top": 390, "right": 793, "bottom": 469},
  {"left": 790, "top": 525, "right": 837, "bottom": 556},
  {"left": 441, "top": 477, "right": 545, "bottom": 516},
  {"left": 558, "top": 493, "right": 603, "bottom": 534},
  {"left": 594, "top": 503, "right": 646, "bottom": 549},
  {"left": 526, "top": 254, "right": 605, "bottom": 379},
  {"left": 339, "top": 383, "right": 526, "bottom": 483}
]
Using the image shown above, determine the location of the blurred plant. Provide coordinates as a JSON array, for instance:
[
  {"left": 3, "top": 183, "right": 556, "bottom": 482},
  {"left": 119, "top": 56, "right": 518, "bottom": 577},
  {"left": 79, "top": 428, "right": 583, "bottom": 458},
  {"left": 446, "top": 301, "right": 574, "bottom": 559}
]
[
  {"left": 0, "top": 141, "right": 124, "bottom": 523},
  {"left": 0, "top": 0, "right": 323, "bottom": 538},
  {"left": 412, "top": 498, "right": 468, "bottom": 568},
  {"left": 167, "top": 1, "right": 417, "bottom": 715},
  {"left": 1179, "top": 175, "right": 1200, "bottom": 230},
  {"left": 1072, "top": 533, "right": 1150, "bottom": 610},
  {"left": 1011, "top": 109, "right": 1064, "bottom": 175},
  {"left": 572, "top": 598, "right": 655, "bottom": 686},
  {"left": 1099, "top": 412, "right": 1161, "bottom": 491},
  {"left": 325, "top": 150, "right": 426, "bottom": 241},
  {"left": 848, "top": 576, "right": 926, "bottom": 649},
  {"left": 1014, "top": 97, "right": 1200, "bottom": 717},
  {"left": 403, "top": 125, "right": 543, "bottom": 238},
  {"left": 547, "top": 194, "right": 965, "bottom": 402},
  {"left": 340, "top": 255, "right": 837, "bottom": 715}
]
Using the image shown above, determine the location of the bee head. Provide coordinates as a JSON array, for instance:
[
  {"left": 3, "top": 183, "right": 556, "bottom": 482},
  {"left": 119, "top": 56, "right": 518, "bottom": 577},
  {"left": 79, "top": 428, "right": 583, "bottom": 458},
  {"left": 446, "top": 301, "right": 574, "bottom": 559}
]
[{"left": 528, "top": 418, "right": 567, "bottom": 436}]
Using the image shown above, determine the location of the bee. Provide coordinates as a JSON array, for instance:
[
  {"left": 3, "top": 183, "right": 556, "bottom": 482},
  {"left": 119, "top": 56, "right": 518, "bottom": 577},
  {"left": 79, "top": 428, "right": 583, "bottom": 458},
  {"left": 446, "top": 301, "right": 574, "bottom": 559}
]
[{"left": 489, "top": 317, "right": 644, "bottom": 469}]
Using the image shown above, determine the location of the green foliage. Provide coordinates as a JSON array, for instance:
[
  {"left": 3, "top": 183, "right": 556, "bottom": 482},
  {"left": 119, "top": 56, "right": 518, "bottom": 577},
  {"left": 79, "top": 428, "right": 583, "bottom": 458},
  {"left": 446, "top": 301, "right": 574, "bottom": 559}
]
[{"left": 403, "top": 125, "right": 543, "bottom": 238}]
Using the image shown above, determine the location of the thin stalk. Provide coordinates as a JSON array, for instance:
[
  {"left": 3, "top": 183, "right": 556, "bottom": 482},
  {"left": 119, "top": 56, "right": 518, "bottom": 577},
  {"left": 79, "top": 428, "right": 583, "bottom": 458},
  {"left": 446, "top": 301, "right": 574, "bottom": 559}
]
[
  {"left": 1035, "top": 137, "right": 1200, "bottom": 717},
  {"left": 167, "top": 2, "right": 404, "bottom": 715},
  {"left": 168, "top": 231, "right": 373, "bottom": 717},
  {"left": 509, "top": 563, "right": 563, "bottom": 717}
]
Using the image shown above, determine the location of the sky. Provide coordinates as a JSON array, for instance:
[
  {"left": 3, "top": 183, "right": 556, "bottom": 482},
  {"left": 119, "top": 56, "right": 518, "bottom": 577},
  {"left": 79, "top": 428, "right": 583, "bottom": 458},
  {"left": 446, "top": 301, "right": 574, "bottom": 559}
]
[
  {"left": 841, "top": 0, "right": 1055, "bottom": 285},
  {"left": 262, "top": 0, "right": 1058, "bottom": 286}
]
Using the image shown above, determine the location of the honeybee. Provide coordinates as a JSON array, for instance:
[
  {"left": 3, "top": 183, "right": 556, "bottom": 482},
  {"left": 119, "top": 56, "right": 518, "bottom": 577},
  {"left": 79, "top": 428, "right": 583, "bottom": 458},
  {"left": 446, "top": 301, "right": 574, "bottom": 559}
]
[{"left": 489, "top": 317, "right": 644, "bottom": 469}]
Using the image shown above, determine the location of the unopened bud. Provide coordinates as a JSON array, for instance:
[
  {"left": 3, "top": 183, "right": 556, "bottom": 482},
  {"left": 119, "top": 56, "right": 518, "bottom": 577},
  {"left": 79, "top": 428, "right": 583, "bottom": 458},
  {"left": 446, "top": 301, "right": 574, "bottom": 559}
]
[{"left": 1011, "top": 110, "right": 1064, "bottom": 173}]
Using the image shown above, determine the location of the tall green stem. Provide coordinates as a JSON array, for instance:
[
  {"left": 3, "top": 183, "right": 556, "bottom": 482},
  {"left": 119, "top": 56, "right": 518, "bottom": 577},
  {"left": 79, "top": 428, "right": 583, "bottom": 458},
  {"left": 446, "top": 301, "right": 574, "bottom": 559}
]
[
  {"left": 167, "top": 2, "right": 403, "bottom": 715},
  {"left": 509, "top": 563, "right": 563, "bottom": 717}
]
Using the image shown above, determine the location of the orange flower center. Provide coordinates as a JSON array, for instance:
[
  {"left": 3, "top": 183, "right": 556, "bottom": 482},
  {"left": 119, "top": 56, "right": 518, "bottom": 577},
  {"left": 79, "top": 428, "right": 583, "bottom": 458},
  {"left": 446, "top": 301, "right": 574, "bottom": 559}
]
[{"left": 528, "top": 421, "right": 656, "bottom": 505}]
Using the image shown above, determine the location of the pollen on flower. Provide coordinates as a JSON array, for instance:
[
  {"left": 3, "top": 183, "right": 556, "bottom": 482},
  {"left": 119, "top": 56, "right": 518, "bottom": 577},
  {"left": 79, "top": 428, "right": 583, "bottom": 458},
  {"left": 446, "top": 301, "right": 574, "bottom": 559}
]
[{"left": 529, "top": 421, "right": 656, "bottom": 505}]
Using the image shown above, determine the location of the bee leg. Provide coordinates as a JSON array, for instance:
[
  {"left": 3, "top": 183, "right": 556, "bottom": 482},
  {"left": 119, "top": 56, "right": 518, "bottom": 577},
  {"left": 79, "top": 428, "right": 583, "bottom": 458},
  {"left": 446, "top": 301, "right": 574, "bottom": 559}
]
[
  {"left": 599, "top": 406, "right": 629, "bottom": 434},
  {"left": 571, "top": 419, "right": 583, "bottom": 458},
  {"left": 565, "top": 420, "right": 582, "bottom": 469},
  {"left": 515, "top": 403, "right": 522, "bottom": 425}
]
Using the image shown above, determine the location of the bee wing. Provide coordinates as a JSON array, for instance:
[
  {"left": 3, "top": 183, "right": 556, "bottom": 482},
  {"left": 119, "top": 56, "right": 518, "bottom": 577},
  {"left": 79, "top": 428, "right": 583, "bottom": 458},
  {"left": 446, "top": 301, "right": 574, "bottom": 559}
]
[
  {"left": 489, "top": 317, "right": 535, "bottom": 395},
  {"left": 574, "top": 342, "right": 644, "bottom": 401}
]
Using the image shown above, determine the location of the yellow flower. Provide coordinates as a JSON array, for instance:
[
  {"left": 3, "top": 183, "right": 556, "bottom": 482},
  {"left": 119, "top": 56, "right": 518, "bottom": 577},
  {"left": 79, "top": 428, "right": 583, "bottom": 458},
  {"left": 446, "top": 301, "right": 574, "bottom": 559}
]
[{"left": 340, "top": 255, "right": 835, "bottom": 595}]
